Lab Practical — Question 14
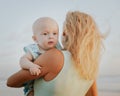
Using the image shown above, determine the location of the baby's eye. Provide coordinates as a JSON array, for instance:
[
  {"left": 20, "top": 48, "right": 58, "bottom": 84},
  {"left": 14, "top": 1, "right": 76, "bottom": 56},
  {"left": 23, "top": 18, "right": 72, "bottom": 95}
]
[
  {"left": 53, "top": 33, "right": 57, "bottom": 35},
  {"left": 43, "top": 33, "right": 47, "bottom": 35}
]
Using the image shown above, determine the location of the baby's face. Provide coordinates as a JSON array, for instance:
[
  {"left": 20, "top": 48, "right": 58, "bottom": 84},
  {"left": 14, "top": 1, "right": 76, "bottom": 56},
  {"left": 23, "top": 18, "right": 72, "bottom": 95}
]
[{"left": 33, "top": 23, "right": 59, "bottom": 50}]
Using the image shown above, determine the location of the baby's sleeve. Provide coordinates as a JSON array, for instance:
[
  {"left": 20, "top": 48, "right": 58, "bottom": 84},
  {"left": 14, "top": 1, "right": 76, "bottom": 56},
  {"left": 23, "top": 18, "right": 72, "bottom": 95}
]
[{"left": 24, "top": 44, "right": 40, "bottom": 60}]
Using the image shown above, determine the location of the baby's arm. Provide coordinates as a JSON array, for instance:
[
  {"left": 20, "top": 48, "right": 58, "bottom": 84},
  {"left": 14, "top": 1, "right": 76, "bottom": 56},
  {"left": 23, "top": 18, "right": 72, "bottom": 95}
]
[{"left": 20, "top": 52, "right": 41, "bottom": 76}]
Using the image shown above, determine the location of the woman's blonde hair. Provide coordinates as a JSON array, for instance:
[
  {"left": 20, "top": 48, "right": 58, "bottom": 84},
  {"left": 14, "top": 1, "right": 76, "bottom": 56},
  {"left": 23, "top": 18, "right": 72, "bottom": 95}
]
[{"left": 64, "top": 11, "right": 104, "bottom": 80}]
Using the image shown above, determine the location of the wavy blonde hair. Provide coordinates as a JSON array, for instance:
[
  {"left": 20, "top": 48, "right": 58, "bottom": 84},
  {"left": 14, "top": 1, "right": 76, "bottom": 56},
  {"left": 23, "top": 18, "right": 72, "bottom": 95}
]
[{"left": 63, "top": 11, "right": 104, "bottom": 80}]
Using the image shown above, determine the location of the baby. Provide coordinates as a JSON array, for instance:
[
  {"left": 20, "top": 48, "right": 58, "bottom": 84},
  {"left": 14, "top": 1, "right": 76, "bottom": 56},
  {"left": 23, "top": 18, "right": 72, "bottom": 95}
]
[{"left": 20, "top": 17, "right": 61, "bottom": 96}]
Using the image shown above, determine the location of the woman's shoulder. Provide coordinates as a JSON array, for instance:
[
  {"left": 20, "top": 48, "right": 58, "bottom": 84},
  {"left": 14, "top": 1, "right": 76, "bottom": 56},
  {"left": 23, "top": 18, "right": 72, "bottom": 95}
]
[
  {"left": 46, "top": 48, "right": 63, "bottom": 56},
  {"left": 35, "top": 48, "right": 64, "bottom": 81},
  {"left": 44, "top": 48, "right": 64, "bottom": 65}
]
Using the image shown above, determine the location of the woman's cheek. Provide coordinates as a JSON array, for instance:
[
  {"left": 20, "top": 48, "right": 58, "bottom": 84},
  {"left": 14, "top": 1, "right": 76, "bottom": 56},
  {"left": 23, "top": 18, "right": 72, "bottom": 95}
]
[{"left": 62, "top": 36, "right": 66, "bottom": 48}]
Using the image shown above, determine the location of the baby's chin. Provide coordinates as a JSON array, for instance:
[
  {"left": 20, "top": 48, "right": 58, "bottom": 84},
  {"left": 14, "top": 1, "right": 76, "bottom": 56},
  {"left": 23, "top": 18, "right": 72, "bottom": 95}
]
[{"left": 46, "top": 46, "right": 56, "bottom": 50}]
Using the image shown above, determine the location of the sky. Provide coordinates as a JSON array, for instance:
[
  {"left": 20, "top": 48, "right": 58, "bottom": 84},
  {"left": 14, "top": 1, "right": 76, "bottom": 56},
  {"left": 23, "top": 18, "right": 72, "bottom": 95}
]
[{"left": 0, "top": 0, "right": 120, "bottom": 80}]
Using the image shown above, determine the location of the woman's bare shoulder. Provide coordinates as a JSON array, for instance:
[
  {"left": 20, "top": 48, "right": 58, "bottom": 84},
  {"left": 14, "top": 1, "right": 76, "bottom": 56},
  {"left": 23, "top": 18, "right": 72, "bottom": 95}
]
[
  {"left": 34, "top": 48, "right": 64, "bottom": 81},
  {"left": 35, "top": 48, "right": 64, "bottom": 65},
  {"left": 46, "top": 48, "right": 64, "bottom": 73}
]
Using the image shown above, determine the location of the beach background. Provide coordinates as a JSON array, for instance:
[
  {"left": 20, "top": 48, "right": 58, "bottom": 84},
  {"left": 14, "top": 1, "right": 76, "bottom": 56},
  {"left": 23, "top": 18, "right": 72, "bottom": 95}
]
[{"left": 0, "top": 0, "right": 120, "bottom": 96}]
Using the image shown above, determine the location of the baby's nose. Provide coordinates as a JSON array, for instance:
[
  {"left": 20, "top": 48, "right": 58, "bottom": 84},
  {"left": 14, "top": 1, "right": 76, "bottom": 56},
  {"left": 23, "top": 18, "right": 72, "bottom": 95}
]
[{"left": 48, "top": 34, "right": 54, "bottom": 38}]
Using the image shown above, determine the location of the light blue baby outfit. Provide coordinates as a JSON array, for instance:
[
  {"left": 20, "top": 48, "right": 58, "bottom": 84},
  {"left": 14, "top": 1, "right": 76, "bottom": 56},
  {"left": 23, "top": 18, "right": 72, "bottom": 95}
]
[
  {"left": 23, "top": 44, "right": 41, "bottom": 96},
  {"left": 23, "top": 43, "right": 62, "bottom": 96}
]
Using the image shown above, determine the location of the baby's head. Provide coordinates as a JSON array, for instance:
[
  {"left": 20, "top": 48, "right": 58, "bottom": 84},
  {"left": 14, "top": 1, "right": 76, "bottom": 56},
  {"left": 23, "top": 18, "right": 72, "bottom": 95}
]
[{"left": 32, "top": 17, "right": 59, "bottom": 50}]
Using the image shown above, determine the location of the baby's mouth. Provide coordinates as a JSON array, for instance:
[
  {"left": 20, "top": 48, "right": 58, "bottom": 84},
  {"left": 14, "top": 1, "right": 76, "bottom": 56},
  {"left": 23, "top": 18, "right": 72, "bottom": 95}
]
[{"left": 48, "top": 41, "right": 54, "bottom": 44}]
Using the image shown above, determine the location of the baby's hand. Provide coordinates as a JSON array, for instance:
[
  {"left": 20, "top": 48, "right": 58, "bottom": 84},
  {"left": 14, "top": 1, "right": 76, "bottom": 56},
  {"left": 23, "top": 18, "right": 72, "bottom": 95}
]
[{"left": 29, "top": 64, "right": 41, "bottom": 76}]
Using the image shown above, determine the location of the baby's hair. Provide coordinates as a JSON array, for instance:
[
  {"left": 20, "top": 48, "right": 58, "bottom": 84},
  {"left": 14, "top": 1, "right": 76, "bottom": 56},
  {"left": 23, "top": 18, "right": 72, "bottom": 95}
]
[
  {"left": 64, "top": 11, "right": 104, "bottom": 80},
  {"left": 32, "top": 17, "right": 59, "bottom": 34}
]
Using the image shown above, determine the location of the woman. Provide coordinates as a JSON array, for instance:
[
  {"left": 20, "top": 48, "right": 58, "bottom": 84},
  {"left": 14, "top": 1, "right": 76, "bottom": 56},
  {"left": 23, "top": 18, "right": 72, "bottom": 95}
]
[{"left": 7, "top": 11, "right": 104, "bottom": 96}]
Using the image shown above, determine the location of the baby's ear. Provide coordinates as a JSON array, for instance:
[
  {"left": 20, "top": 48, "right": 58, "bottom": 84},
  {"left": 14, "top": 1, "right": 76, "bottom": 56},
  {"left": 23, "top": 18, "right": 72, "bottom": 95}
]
[{"left": 32, "top": 35, "right": 36, "bottom": 41}]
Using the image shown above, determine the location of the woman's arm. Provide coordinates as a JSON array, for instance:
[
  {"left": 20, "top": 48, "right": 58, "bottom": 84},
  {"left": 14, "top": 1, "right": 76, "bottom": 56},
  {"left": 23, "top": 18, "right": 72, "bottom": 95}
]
[
  {"left": 91, "top": 81, "right": 98, "bottom": 96},
  {"left": 7, "top": 69, "right": 41, "bottom": 87},
  {"left": 7, "top": 48, "right": 64, "bottom": 87},
  {"left": 85, "top": 81, "right": 98, "bottom": 96}
]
